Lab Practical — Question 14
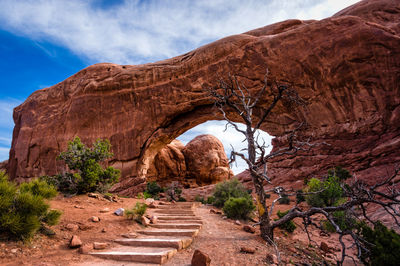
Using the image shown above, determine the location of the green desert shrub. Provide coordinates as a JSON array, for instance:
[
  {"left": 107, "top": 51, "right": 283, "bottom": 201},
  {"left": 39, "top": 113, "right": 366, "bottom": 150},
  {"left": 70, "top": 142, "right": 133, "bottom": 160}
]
[
  {"left": 275, "top": 210, "right": 296, "bottom": 233},
  {"left": 222, "top": 197, "right": 255, "bottom": 220},
  {"left": 145, "top": 181, "right": 163, "bottom": 198},
  {"left": 322, "top": 209, "right": 356, "bottom": 233},
  {"left": 194, "top": 195, "right": 205, "bottom": 204},
  {"left": 358, "top": 221, "right": 400, "bottom": 265},
  {"left": 206, "top": 196, "right": 215, "bottom": 204},
  {"left": 212, "top": 178, "right": 251, "bottom": 208},
  {"left": 306, "top": 167, "right": 348, "bottom": 208},
  {"left": 125, "top": 202, "right": 147, "bottom": 222},
  {"left": 0, "top": 172, "right": 61, "bottom": 241},
  {"left": 49, "top": 137, "right": 120, "bottom": 194}
]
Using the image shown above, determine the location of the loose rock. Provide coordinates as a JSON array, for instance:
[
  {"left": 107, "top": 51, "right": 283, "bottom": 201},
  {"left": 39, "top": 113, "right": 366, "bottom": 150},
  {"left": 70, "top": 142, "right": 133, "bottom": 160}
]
[
  {"left": 79, "top": 244, "right": 91, "bottom": 254},
  {"left": 93, "top": 242, "right": 108, "bottom": 250},
  {"left": 100, "top": 208, "right": 110, "bottom": 213},
  {"left": 141, "top": 216, "right": 150, "bottom": 226},
  {"left": 243, "top": 225, "right": 256, "bottom": 234},
  {"left": 191, "top": 249, "right": 211, "bottom": 266},
  {"left": 114, "top": 208, "right": 124, "bottom": 216},
  {"left": 240, "top": 246, "right": 255, "bottom": 253},
  {"left": 88, "top": 193, "right": 99, "bottom": 199},
  {"left": 235, "top": 220, "right": 241, "bottom": 225},
  {"left": 69, "top": 235, "right": 82, "bottom": 248},
  {"left": 121, "top": 232, "right": 138, "bottom": 238},
  {"left": 65, "top": 223, "right": 79, "bottom": 232},
  {"left": 320, "top": 241, "right": 331, "bottom": 253},
  {"left": 91, "top": 216, "right": 100, "bottom": 222}
]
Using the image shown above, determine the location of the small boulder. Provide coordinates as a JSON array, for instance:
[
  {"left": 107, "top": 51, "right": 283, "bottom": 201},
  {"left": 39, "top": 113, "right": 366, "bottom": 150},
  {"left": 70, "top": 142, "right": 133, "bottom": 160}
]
[
  {"left": 88, "top": 193, "right": 99, "bottom": 199},
  {"left": 100, "top": 208, "right": 110, "bottom": 213},
  {"left": 114, "top": 208, "right": 125, "bottom": 216},
  {"left": 122, "top": 232, "right": 138, "bottom": 238},
  {"left": 235, "top": 220, "right": 241, "bottom": 225},
  {"left": 91, "top": 216, "right": 100, "bottom": 222},
  {"left": 243, "top": 225, "right": 256, "bottom": 234},
  {"left": 69, "top": 235, "right": 82, "bottom": 248},
  {"left": 150, "top": 215, "right": 158, "bottom": 224},
  {"left": 66, "top": 223, "right": 79, "bottom": 231},
  {"left": 79, "top": 244, "right": 91, "bottom": 254},
  {"left": 240, "top": 247, "right": 255, "bottom": 254},
  {"left": 101, "top": 228, "right": 106, "bottom": 233},
  {"left": 320, "top": 241, "right": 331, "bottom": 253},
  {"left": 141, "top": 216, "right": 150, "bottom": 226},
  {"left": 145, "top": 198, "right": 155, "bottom": 204},
  {"left": 210, "top": 209, "right": 216, "bottom": 214},
  {"left": 148, "top": 202, "right": 157, "bottom": 208},
  {"left": 215, "top": 210, "right": 222, "bottom": 215},
  {"left": 93, "top": 242, "right": 108, "bottom": 250},
  {"left": 191, "top": 249, "right": 211, "bottom": 266}
]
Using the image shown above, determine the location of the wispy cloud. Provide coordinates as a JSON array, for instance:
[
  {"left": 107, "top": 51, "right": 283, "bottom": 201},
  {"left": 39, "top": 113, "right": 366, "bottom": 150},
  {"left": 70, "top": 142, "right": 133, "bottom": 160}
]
[
  {"left": 0, "top": 0, "right": 359, "bottom": 65},
  {"left": 178, "top": 120, "right": 273, "bottom": 174},
  {"left": 0, "top": 98, "right": 22, "bottom": 128}
]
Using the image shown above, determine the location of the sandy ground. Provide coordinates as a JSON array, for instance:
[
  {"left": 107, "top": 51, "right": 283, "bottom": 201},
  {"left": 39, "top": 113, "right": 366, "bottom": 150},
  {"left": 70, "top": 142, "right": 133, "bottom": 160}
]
[{"left": 0, "top": 193, "right": 360, "bottom": 265}]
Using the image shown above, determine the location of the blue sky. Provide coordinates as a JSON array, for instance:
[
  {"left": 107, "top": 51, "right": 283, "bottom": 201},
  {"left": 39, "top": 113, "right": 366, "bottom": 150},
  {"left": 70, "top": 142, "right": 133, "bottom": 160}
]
[{"left": 0, "top": 0, "right": 359, "bottom": 173}]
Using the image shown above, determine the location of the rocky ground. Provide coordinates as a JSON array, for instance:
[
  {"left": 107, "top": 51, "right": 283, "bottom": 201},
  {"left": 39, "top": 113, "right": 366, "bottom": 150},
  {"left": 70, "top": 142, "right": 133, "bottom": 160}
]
[{"left": 0, "top": 193, "right": 360, "bottom": 265}]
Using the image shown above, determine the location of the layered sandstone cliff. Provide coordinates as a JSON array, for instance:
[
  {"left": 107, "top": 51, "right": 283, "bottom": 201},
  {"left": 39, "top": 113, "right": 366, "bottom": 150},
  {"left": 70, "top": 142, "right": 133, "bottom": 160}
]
[{"left": 7, "top": 0, "right": 400, "bottom": 194}]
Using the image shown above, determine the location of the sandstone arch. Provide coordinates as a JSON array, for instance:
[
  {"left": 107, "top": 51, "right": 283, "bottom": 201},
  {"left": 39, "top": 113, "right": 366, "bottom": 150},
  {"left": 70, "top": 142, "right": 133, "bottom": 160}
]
[{"left": 8, "top": 0, "right": 400, "bottom": 194}]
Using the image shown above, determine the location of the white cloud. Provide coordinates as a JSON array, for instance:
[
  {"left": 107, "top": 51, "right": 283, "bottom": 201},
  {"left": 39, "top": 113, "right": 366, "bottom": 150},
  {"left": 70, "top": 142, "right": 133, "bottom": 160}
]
[
  {"left": 177, "top": 120, "right": 273, "bottom": 174},
  {"left": 0, "top": 99, "right": 22, "bottom": 128},
  {"left": 0, "top": 0, "right": 360, "bottom": 65},
  {"left": 0, "top": 147, "right": 10, "bottom": 162}
]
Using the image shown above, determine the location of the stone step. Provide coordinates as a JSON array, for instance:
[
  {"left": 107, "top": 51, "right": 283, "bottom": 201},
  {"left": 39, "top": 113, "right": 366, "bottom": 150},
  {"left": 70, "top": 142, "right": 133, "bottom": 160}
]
[
  {"left": 89, "top": 246, "right": 177, "bottom": 264},
  {"left": 155, "top": 213, "right": 196, "bottom": 216},
  {"left": 115, "top": 237, "right": 193, "bottom": 250},
  {"left": 154, "top": 209, "right": 194, "bottom": 214},
  {"left": 156, "top": 205, "right": 193, "bottom": 209},
  {"left": 150, "top": 223, "right": 202, "bottom": 229},
  {"left": 137, "top": 229, "right": 199, "bottom": 237},
  {"left": 158, "top": 219, "right": 203, "bottom": 224},
  {"left": 157, "top": 216, "right": 202, "bottom": 221}
]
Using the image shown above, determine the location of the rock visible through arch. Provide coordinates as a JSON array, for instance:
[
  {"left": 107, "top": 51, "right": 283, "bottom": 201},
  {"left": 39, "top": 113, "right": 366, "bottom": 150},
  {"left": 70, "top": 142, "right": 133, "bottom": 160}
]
[{"left": 7, "top": 0, "right": 400, "bottom": 195}]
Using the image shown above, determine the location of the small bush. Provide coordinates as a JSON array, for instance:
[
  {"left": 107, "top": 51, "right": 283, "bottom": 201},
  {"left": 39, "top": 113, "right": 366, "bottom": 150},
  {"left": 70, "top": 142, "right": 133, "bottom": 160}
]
[
  {"left": 306, "top": 167, "right": 347, "bottom": 207},
  {"left": 0, "top": 172, "right": 61, "bottom": 241},
  {"left": 223, "top": 197, "right": 255, "bottom": 220},
  {"left": 146, "top": 181, "right": 162, "bottom": 197},
  {"left": 358, "top": 221, "right": 400, "bottom": 265},
  {"left": 142, "top": 191, "right": 153, "bottom": 199},
  {"left": 212, "top": 178, "right": 251, "bottom": 208},
  {"left": 178, "top": 196, "right": 187, "bottom": 202},
  {"left": 125, "top": 202, "right": 147, "bottom": 222},
  {"left": 276, "top": 210, "right": 296, "bottom": 233},
  {"left": 194, "top": 195, "right": 205, "bottom": 204},
  {"left": 278, "top": 194, "right": 290, "bottom": 205},
  {"left": 296, "top": 190, "right": 305, "bottom": 204},
  {"left": 52, "top": 137, "right": 120, "bottom": 194},
  {"left": 206, "top": 196, "right": 215, "bottom": 204}
]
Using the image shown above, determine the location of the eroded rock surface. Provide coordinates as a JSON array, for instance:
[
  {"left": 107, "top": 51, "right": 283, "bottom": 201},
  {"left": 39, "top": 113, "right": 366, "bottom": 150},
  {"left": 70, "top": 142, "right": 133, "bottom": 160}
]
[
  {"left": 146, "top": 135, "right": 232, "bottom": 188},
  {"left": 183, "top": 134, "right": 233, "bottom": 186},
  {"left": 7, "top": 0, "right": 400, "bottom": 194}
]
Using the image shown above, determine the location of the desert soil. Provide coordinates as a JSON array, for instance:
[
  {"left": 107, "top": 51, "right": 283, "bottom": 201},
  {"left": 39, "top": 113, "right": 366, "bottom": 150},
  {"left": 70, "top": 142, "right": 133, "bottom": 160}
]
[{"left": 0, "top": 193, "right": 359, "bottom": 265}]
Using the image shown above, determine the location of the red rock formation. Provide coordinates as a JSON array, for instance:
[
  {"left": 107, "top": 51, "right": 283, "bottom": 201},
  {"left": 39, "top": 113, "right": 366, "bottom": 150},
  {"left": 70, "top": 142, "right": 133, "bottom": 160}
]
[
  {"left": 7, "top": 0, "right": 400, "bottom": 195},
  {"left": 183, "top": 134, "right": 233, "bottom": 186},
  {"left": 147, "top": 140, "right": 186, "bottom": 182}
]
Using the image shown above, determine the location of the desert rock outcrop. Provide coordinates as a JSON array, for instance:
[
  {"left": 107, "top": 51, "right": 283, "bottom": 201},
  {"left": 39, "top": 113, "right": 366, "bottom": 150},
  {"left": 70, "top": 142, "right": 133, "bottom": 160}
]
[
  {"left": 7, "top": 0, "right": 400, "bottom": 194},
  {"left": 183, "top": 134, "right": 233, "bottom": 186}
]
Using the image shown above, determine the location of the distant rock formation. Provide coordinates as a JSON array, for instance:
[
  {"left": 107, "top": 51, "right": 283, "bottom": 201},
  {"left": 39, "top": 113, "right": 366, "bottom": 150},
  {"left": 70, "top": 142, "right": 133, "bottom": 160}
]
[
  {"left": 7, "top": 0, "right": 400, "bottom": 195},
  {"left": 183, "top": 135, "right": 233, "bottom": 186},
  {"left": 146, "top": 135, "right": 232, "bottom": 188}
]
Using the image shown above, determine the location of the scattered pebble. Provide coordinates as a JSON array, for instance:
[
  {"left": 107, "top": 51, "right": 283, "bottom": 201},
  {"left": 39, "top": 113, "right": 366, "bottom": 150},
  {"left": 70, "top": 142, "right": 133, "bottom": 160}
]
[
  {"left": 240, "top": 247, "right": 255, "bottom": 254},
  {"left": 91, "top": 216, "right": 100, "bottom": 222},
  {"left": 114, "top": 208, "right": 125, "bottom": 216}
]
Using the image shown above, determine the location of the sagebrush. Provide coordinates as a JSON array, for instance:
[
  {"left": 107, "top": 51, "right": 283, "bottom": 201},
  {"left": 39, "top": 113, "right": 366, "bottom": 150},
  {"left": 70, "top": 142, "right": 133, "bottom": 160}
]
[{"left": 0, "top": 171, "right": 61, "bottom": 240}]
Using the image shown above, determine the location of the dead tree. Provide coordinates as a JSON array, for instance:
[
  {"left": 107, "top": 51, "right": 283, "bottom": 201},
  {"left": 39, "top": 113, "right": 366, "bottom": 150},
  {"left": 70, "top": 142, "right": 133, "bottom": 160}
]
[{"left": 208, "top": 73, "right": 400, "bottom": 264}]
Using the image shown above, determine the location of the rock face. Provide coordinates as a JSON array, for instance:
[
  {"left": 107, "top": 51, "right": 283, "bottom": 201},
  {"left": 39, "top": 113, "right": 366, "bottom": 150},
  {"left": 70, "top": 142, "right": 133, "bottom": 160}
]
[
  {"left": 147, "top": 140, "right": 186, "bottom": 182},
  {"left": 147, "top": 136, "right": 232, "bottom": 187},
  {"left": 7, "top": 0, "right": 400, "bottom": 194},
  {"left": 183, "top": 135, "right": 233, "bottom": 186}
]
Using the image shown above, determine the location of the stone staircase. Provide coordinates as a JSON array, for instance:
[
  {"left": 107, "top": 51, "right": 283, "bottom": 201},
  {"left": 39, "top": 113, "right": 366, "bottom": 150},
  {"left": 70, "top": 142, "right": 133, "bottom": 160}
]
[{"left": 89, "top": 202, "right": 202, "bottom": 265}]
